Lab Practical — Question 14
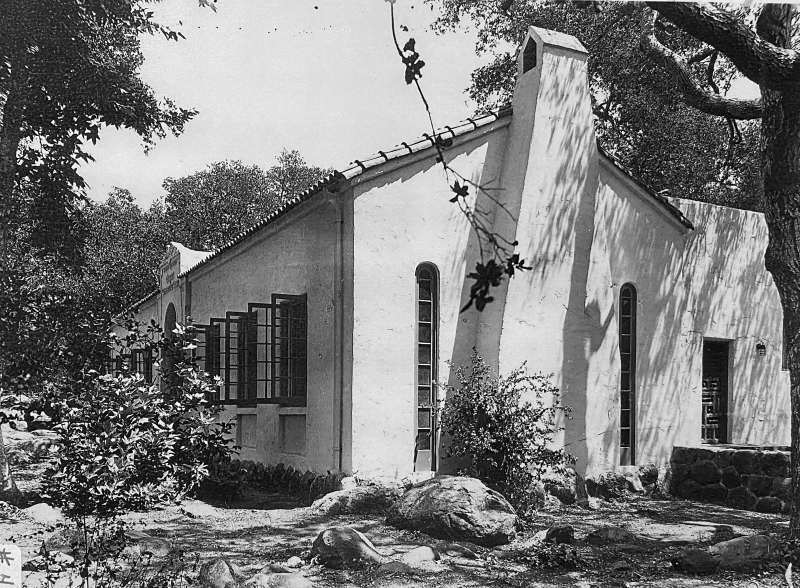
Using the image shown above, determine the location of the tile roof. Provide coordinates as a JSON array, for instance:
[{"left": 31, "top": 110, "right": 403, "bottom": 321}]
[{"left": 178, "top": 106, "right": 513, "bottom": 277}]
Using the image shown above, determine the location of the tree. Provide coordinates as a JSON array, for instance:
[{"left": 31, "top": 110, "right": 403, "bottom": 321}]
[
  {"left": 432, "top": 0, "right": 800, "bottom": 538},
  {"left": 0, "top": 0, "right": 195, "bottom": 259},
  {"left": 433, "top": 1, "right": 762, "bottom": 211},
  {"left": 79, "top": 188, "right": 170, "bottom": 313},
  {"left": 0, "top": 0, "right": 201, "bottom": 504},
  {"left": 163, "top": 151, "right": 331, "bottom": 251}
]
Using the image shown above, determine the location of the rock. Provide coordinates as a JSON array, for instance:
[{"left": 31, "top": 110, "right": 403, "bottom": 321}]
[
  {"left": 23, "top": 503, "right": 64, "bottom": 525},
  {"left": 542, "top": 493, "right": 562, "bottom": 511},
  {"left": 671, "top": 548, "right": 718, "bottom": 574},
  {"left": 311, "top": 485, "right": 402, "bottom": 516},
  {"left": 374, "top": 561, "right": 413, "bottom": 577},
  {"left": 610, "top": 560, "right": 630, "bottom": 572},
  {"left": 243, "top": 572, "right": 313, "bottom": 588},
  {"left": 443, "top": 543, "right": 479, "bottom": 559},
  {"left": 400, "top": 546, "right": 439, "bottom": 566},
  {"left": 3, "top": 427, "right": 36, "bottom": 452},
  {"left": 623, "top": 472, "right": 644, "bottom": 493},
  {"left": 338, "top": 476, "right": 357, "bottom": 491},
  {"left": 530, "top": 529, "right": 547, "bottom": 545},
  {"left": 578, "top": 496, "right": 600, "bottom": 510},
  {"left": 265, "top": 564, "right": 293, "bottom": 574},
  {"left": 245, "top": 573, "right": 312, "bottom": 588},
  {"left": 748, "top": 475, "right": 773, "bottom": 497},
  {"left": 386, "top": 476, "right": 517, "bottom": 547},
  {"left": 199, "top": 558, "right": 242, "bottom": 588},
  {"left": 41, "top": 527, "right": 83, "bottom": 555},
  {"left": 22, "top": 552, "right": 74, "bottom": 572},
  {"left": 755, "top": 496, "right": 783, "bottom": 514},
  {"left": 708, "top": 535, "right": 775, "bottom": 570},
  {"left": 123, "top": 532, "right": 172, "bottom": 558},
  {"left": 285, "top": 556, "right": 304, "bottom": 569},
  {"left": 310, "top": 527, "right": 390, "bottom": 568},
  {"left": 180, "top": 500, "right": 223, "bottom": 519},
  {"left": 544, "top": 470, "right": 578, "bottom": 505},
  {"left": 544, "top": 525, "right": 574, "bottom": 545},
  {"left": 585, "top": 526, "right": 635, "bottom": 544},
  {"left": 691, "top": 460, "right": 721, "bottom": 486}
]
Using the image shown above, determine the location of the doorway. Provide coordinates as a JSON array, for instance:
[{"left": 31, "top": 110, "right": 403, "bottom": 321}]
[{"left": 701, "top": 340, "right": 729, "bottom": 444}]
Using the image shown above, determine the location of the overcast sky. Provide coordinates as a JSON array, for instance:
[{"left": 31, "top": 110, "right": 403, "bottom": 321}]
[{"left": 79, "top": 0, "right": 497, "bottom": 208}]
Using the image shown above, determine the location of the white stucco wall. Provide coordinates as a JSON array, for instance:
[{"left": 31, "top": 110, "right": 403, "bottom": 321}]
[
  {"left": 350, "top": 124, "right": 511, "bottom": 478},
  {"left": 588, "top": 175, "right": 790, "bottom": 472},
  {"left": 185, "top": 196, "right": 346, "bottom": 473}
]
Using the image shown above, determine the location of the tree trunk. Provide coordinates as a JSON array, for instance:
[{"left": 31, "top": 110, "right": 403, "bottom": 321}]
[
  {"left": 0, "top": 424, "right": 23, "bottom": 505},
  {"left": 760, "top": 81, "right": 800, "bottom": 538},
  {"left": 0, "top": 50, "right": 28, "bottom": 255}
]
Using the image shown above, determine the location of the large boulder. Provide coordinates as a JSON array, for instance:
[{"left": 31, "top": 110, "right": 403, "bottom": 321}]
[
  {"left": 310, "top": 485, "right": 402, "bottom": 516},
  {"left": 386, "top": 476, "right": 517, "bottom": 547},
  {"left": 310, "top": 527, "right": 390, "bottom": 568},
  {"left": 199, "top": 558, "right": 242, "bottom": 588},
  {"left": 708, "top": 535, "right": 775, "bottom": 571}
]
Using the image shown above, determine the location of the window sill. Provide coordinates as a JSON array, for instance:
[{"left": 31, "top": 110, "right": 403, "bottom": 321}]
[
  {"left": 278, "top": 406, "right": 307, "bottom": 416},
  {"left": 207, "top": 397, "right": 307, "bottom": 408}
]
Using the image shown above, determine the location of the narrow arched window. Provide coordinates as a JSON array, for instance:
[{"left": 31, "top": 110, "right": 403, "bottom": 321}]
[
  {"left": 415, "top": 264, "right": 438, "bottom": 472},
  {"left": 619, "top": 284, "right": 637, "bottom": 466}
]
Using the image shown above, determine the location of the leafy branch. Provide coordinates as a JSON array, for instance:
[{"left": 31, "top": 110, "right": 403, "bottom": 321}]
[{"left": 386, "top": 0, "right": 529, "bottom": 311}]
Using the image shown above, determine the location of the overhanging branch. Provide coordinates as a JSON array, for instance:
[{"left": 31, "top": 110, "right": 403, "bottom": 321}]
[
  {"left": 646, "top": 1, "right": 800, "bottom": 90},
  {"left": 640, "top": 10, "right": 763, "bottom": 120}
]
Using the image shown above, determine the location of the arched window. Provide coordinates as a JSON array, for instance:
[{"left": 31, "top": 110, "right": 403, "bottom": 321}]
[
  {"left": 619, "top": 284, "right": 637, "bottom": 466},
  {"left": 164, "top": 303, "right": 177, "bottom": 340},
  {"left": 415, "top": 264, "right": 438, "bottom": 472}
]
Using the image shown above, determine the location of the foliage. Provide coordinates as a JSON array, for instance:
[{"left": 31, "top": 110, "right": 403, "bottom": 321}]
[
  {"left": 0, "top": 0, "right": 197, "bottom": 257},
  {"left": 519, "top": 543, "right": 582, "bottom": 569},
  {"left": 438, "top": 350, "right": 572, "bottom": 513},
  {"left": 43, "top": 320, "right": 234, "bottom": 518},
  {"left": 39, "top": 518, "right": 198, "bottom": 588},
  {"left": 77, "top": 188, "right": 169, "bottom": 314},
  {"left": 162, "top": 151, "right": 331, "bottom": 252},
  {"left": 430, "top": 0, "right": 762, "bottom": 211}
]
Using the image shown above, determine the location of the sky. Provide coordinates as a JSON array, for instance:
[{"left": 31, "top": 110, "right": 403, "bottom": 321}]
[{"left": 79, "top": 0, "right": 499, "bottom": 208}]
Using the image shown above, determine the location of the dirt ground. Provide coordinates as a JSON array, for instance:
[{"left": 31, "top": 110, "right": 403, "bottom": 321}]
[{"left": 2, "top": 458, "right": 795, "bottom": 588}]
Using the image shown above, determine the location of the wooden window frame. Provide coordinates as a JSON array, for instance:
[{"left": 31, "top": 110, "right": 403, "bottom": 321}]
[
  {"left": 414, "top": 264, "right": 438, "bottom": 472},
  {"left": 205, "top": 294, "right": 308, "bottom": 408}
]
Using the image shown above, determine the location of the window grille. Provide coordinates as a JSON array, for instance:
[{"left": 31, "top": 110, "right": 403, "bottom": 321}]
[
  {"left": 619, "top": 284, "right": 636, "bottom": 466},
  {"left": 415, "top": 264, "right": 437, "bottom": 472}
]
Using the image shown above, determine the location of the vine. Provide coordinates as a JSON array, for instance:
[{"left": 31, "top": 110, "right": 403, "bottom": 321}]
[{"left": 386, "top": 0, "right": 530, "bottom": 311}]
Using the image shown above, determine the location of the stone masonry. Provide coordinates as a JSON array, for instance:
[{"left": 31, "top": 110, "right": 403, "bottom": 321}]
[{"left": 670, "top": 446, "right": 791, "bottom": 514}]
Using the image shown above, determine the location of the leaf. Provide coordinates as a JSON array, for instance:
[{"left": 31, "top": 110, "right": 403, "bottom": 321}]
[
  {"left": 403, "top": 38, "right": 416, "bottom": 53},
  {"left": 451, "top": 181, "right": 469, "bottom": 199}
]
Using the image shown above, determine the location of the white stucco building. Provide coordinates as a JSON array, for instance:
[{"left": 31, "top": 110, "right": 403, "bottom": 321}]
[{"left": 123, "top": 27, "right": 790, "bottom": 483}]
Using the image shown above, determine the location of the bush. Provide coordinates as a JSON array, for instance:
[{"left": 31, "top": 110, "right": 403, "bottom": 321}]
[
  {"left": 438, "top": 350, "right": 573, "bottom": 514},
  {"left": 44, "top": 321, "right": 234, "bottom": 518}
]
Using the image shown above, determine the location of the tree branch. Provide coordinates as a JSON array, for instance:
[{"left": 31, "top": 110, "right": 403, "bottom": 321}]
[
  {"left": 688, "top": 47, "right": 717, "bottom": 65},
  {"left": 640, "top": 10, "right": 763, "bottom": 120},
  {"left": 646, "top": 1, "right": 800, "bottom": 89}
]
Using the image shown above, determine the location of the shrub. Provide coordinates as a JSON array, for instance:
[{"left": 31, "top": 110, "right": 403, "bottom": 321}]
[
  {"left": 44, "top": 320, "right": 234, "bottom": 518},
  {"left": 438, "top": 350, "right": 573, "bottom": 513}
]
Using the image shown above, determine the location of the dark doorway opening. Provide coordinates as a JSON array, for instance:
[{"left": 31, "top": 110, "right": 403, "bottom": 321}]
[{"left": 702, "top": 340, "right": 729, "bottom": 444}]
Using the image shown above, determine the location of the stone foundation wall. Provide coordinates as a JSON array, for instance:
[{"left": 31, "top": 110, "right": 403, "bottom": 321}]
[{"left": 670, "top": 446, "right": 791, "bottom": 514}]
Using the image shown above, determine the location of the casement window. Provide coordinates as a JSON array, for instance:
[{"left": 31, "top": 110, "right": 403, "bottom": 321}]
[
  {"left": 619, "top": 283, "right": 637, "bottom": 466},
  {"left": 131, "top": 348, "right": 154, "bottom": 383},
  {"left": 203, "top": 294, "right": 308, "bottom": 406}
]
